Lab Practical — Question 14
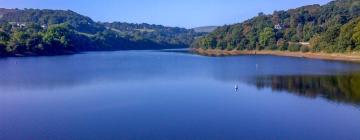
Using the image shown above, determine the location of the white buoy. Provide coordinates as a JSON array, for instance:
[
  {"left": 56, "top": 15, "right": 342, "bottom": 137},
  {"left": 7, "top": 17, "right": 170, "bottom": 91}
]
[{"left": 235, "top": 85, "right": 239, "bottom": 91}]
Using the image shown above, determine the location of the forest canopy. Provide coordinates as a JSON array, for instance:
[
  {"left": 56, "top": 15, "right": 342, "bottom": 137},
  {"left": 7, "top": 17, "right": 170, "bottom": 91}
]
[
  {"left": 192, "top": 0, "right": 360, "bottom": 53},
  {"left": 0, "top": 8, "right": 203, "bottom": 56}
]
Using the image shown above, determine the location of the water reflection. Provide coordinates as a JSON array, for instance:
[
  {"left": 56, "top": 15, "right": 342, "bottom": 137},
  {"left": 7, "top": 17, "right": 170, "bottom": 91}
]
[
  {"left": 0, "top": 51, "right": 201, "bottom": 90},
  {"left": 1, "top": 50, "right": 360, "bottom": 108},
  {"left": 1, "top": 51, "right": 360, "bottom": 139},
  {"left": 248, "top": 73, "right": 360, "bottom": 106}
]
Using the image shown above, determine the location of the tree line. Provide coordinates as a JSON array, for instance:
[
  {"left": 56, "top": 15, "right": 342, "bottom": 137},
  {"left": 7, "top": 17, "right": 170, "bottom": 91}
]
[
  {"left": 193, "top": 0, "right": 360, "bottom": 53},
  {"left": 103, "top": 22, "right": 204, "bottom": 46},
  {"left": 0, "top": 8, "right": 202, "bottom": 57}
]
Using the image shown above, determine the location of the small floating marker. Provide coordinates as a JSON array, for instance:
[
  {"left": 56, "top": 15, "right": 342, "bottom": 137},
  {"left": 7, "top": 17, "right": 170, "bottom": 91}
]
[
  {"left": 256, "top": 64, "right": 259, "bottom": 69},
  {"left": 235, "top": 85, "right": 239, "bottom": 92}
]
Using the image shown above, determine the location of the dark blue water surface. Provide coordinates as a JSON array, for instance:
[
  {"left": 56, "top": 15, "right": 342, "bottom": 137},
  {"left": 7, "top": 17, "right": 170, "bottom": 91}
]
[{"left": 1, "top": 50, "right": 360, "bottom": 140}]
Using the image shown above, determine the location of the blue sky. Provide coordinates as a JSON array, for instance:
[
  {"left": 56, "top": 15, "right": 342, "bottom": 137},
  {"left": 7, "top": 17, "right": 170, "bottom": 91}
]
[{"left": 1, "top": 0, "right": 331, "bottom": 28}]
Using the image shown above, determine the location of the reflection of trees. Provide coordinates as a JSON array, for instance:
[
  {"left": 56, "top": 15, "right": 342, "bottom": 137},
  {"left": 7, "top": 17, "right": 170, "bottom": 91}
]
[{"left": 251, "top": 73, "right": 360, "bottom": 106}]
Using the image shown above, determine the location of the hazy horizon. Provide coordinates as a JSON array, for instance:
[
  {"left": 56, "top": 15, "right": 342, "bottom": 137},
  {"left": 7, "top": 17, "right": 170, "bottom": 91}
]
[{"left": 0, "top": 0, "right": 331, "bottom": 28}]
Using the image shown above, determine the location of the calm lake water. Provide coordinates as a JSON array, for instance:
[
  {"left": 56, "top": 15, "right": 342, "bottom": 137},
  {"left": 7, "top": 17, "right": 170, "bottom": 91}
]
[{"left": 1, "top": 50, "right": 360, "bottom": 140}]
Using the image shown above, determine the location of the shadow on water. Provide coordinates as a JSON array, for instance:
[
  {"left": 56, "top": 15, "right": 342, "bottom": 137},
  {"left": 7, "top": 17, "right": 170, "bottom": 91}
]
[
  {"left": 245, "top": 73, "right": 360, "bottom": 106},
  {"left": 157, "top": 48, "right": 191, "bottom": 54}
]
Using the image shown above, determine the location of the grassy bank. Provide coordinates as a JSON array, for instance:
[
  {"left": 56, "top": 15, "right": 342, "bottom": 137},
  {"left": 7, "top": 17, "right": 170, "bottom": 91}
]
[{"left": 192, "top": 48, "right": 360, "bottom": 63}]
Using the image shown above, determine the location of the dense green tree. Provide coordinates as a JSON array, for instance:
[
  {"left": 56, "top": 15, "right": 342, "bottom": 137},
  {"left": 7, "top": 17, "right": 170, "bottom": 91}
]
[
  {"left": 303, "top": 23, "right": 316, "bottom": 41},
  {"left": 300, "top": 46, "right": 310, "bottom": 52},
  {"left": 320, "top": 24, "right": 342, "bottom": 52},
  {"left": 200, "top": 37, "right": 216, "bottom": 49},
  {"left": 216, "top": 40, "right": 227, "bottom": 50},
  {"left": 352, "top": 21, "right": 360, "bottom": 50},
  {"left": 7, "top": 31, "right": 30, "bottom": 53},
  {"left": 0, "top": 23, "right": 12, "bottom": 32},
  {"left": 0, "top": 31, "right": 10, "bottom": 44},
  {"left": 309, "top": 34, "right": 322, "bottom": 52},
  {"left": 296, "top": 24, "right": 304, "bottom": 40},
  {"left": 226, "top": 43, "right": 235, "bottom": 50},
  {"left": 246, "top": 33, "right": 257, "bottom": 50},
  {"left": 42, "top": 24, "right": 75, "bottom": 53},
  {"left": 0, "top": 43, "right": 7, "bottom": 56},
  {"left": 288, "top": 43, "right": 301, "bottom": 52},
  {"left": 322, "top": 24, "right": 341, "bottom": 43},
  {"left": 277, "top": 39, "right": 288, "bottom": 51},
  {"left": 259, "top": 27, "right": 275, "bottom": 47},
  {"left": 338, "top": 18, "right": 359, "bottom": 51},
  {"left": 27, "top": 34, "right": 43, "bottom": 52},
  {"left": 284, "top": 28, "right": 297, "bottom": 41}
]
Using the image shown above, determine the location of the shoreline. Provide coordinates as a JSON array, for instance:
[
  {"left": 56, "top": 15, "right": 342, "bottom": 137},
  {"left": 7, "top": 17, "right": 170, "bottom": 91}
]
[{"left": 192, "top": 48, "right": 360, "bottom": 63}]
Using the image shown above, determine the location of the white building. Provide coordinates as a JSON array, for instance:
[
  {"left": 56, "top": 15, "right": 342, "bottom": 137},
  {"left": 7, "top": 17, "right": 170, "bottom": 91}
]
[{"left": 274, "top": 24, "right": 282, "bottom": 30}]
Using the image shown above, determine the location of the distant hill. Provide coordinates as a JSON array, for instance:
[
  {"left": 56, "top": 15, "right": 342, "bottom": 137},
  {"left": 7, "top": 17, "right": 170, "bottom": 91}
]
[
  {"left": 193, "top": 26, "right": 218, "bottom": 33},
  {"left": 0, "top": 8, "right": 102, "bottom": 34},
  {"left": 0, "top": 8, "right": 205, "bottom": 57},
  {"left": 103, "top": 22, "right": 204, "bottom": 46},
  {"left": 193, "top": 0, "right": 360, "bottom": 53}
]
